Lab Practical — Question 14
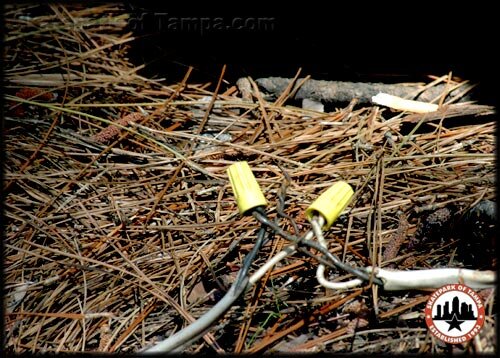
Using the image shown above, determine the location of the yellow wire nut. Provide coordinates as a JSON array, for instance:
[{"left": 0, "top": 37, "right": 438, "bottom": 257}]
[
  {"left": 227, "top": 161, "right": 267, "bottom": 215},
  {"left": 305, "top": 181, "right": 354, "bottom": 230}
]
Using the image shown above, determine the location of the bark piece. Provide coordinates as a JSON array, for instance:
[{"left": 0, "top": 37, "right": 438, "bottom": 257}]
[{"left": 253, "top": 77, "right": 474, "bottom": 105}]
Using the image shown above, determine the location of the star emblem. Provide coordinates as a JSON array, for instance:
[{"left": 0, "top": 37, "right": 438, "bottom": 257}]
[{"left": 445, "top": 314, "right": 464, "bottom": 332}]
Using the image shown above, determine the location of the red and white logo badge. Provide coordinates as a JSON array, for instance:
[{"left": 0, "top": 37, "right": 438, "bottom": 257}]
[{"left": 425, "top": 284, "right": 485, "bottom": 344}]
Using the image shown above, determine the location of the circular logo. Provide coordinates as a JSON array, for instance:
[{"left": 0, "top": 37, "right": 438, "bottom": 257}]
[{"left": 425, "top": 284, "right": 485, "bottom": 344}]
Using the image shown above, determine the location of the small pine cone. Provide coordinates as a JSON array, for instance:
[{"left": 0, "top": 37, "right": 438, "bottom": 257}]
[
  {"left": 91, "top": 112, "right": 144, "bottom": 144},
  {"left": 9, "top": 88, "right": 57, "bottom": 117},
  {"left": 383, "top": 211, "right": 409, "bottom": 264},
  {"left": 98, "top": 322, "right": 111, "bottom": 351},
  {"left": 408, "top": 206, "right": 454, "bottom": 249},
  {"left": 15, "top": 87, "right": 57, "bottom": 101}
]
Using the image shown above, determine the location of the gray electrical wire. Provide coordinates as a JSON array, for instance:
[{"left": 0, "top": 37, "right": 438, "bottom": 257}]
[
  {"left": 144, "top": 218, "right": 268, "bottom": 353},
  {"left": 144, "top": 275, "right": 249, "bottom": 353}
]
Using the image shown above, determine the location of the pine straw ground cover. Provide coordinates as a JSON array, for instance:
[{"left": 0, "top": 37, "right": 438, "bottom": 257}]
[{"left": 2, "top": 3, "right": 496, "bottom": 354}]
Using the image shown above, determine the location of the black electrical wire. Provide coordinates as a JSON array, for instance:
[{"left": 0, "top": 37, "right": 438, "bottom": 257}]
[
  {"left": 276, "top": 164, "right": 300, "bottom": 236},
  {"left": 233, "top": 223, "right": 268, "bottom": 292},
  {"left": 252, "top": 208, "right": 384, "bottom": 286}
]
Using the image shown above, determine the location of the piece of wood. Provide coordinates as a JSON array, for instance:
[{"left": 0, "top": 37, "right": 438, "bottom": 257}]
[{"left": 251, "top": 77, "right": 475, "bottom": 105}]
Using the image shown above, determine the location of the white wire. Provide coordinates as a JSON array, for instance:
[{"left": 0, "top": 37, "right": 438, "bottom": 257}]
[
  {"left": 366, "top": 266, "right": 496, "bottom": 291},
  {"left": 249, "top": 245, "right": 296, "bottom": 285},
  {"left": 311, "top": 216, "right": 364, "bottom": 290},
  {"left": 249, "top": 228, "right": 317, "bottom": 285},
  {"left": 310, "top": 216, "right": 496, "bottom": 291},
  {"left": 316, "top": 264, "right": 364, "bottom": 289}
]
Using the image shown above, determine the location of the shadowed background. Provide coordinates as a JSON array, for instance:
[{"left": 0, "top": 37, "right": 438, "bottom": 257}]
[{"left": 124, "top": 3, "right": 497, "bottom": 105}]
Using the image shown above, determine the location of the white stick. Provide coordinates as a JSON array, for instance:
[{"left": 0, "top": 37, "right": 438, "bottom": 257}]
[{"left": 372, "top": 92, "right": 439, "bottom": 113}]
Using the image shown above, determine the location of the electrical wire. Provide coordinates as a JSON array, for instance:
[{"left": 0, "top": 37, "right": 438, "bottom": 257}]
[
  {"left": 144, "top": 206, "right": 356, "bottom": 353},
  {"left": 144, "top": 173, "right": 495, "bottom": 353},
  {"left": 233, "top": 224, "right": 268, "bottom": 291},
  {"left": 366, "top": 267, "right": 496, "bottom": 290},
  {"left": 311, "top": 216, "right": 365, "bottom": 289},
  {"left": 247, "top": 226, "right": 358, "bottom": 286},
  {"left": 252, "top": 208, "right": 383, "bottom": 286},
  {"left": 144, "top": 275, "right": 249, "bottom": 353},
  {"left": 309, "top": 216, "right": 495, "bottom": 291},
  {"left": 144, "top": 215, "right": 269, "bottom": 353},
  {"left": 276, "top": 164, "right": 300, "bottom": 236}
]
